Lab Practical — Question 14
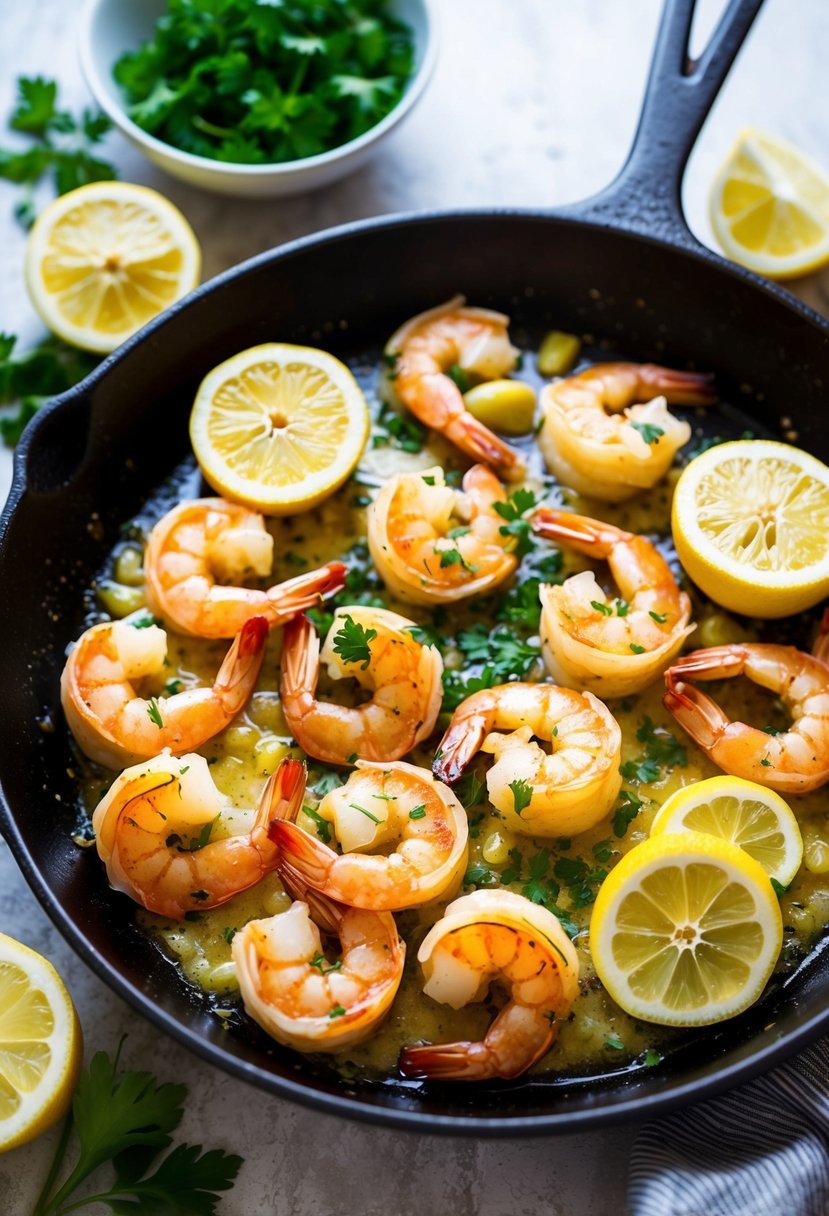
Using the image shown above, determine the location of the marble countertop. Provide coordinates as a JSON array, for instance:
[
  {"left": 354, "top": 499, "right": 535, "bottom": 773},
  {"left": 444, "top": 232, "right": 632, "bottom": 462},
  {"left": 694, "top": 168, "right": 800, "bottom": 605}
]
[{"left": 2, "top": 1, "right": 829, "bottom": 1212}]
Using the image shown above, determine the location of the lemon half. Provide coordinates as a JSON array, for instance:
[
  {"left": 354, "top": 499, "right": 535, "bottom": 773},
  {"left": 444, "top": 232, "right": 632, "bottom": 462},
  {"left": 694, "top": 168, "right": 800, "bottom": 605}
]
[
  {"left": 25, "top": 182, "right": 200, "bottom": 353},
  {"left": 710, "top": 129, "right": 829, "bottom": 279},
  {"left": 190, "top": 343, "right": 370, "bottom": 515},
  {"left": 0, "top": 934, "right": 83, "bottom": 1153},
  {"left": 672, "top": 439, "right": 829, "bottom": 618},
  {"left": 590, "top": 832, "right": 782, "bottom": 1027},
  {"left": 651, "top": 776, "right": 803, "bottom": 888}
]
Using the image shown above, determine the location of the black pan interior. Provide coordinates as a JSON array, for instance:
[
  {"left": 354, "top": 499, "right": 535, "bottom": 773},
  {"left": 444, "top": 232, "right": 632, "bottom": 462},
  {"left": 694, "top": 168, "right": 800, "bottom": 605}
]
[{"left": 3, "top": 212, "right": 829, "bottom": 1133}]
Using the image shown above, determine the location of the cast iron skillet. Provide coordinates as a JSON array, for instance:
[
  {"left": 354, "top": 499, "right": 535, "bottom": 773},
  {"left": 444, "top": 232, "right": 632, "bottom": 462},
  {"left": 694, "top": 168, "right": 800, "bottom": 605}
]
[{"left": 2, "top": 0, "right": 829, "bottom": 1136}]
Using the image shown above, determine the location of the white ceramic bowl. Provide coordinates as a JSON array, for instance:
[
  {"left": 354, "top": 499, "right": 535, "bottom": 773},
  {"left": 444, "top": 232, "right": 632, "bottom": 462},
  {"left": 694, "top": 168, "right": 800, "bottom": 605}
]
[{"left": 79, "top": 0, "right": 436, "bottom": 198}]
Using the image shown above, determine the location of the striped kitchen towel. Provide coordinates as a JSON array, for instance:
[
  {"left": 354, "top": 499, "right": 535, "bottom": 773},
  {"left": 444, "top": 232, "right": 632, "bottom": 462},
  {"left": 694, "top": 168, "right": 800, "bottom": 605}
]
[{"left": 628, "top": 1038, "right": 829, "bottom": 1216}]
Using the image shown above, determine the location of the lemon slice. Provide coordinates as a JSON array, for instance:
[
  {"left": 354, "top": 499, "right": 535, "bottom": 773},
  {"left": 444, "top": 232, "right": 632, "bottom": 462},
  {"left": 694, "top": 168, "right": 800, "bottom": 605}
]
[
  {"left": 189, "top": 343, "right": 370, "bottom": 515},
  {"left": 650, "top": 776, "right": 802, "bottom": 887},
  {"left": 672, "top": 439, "right": 829, "bottom": 617},
  {"left": 0, "top": 933, "right": 83, "bottom": 1152},
  {"left": 590, "top": 832, "right": 782, "bottom": 1026},
  {"left": 25, "top": 182, "right": 200, "bottom": 354},
  {"left": 710, "top": 129, "right": 829, "bottom": 279}
]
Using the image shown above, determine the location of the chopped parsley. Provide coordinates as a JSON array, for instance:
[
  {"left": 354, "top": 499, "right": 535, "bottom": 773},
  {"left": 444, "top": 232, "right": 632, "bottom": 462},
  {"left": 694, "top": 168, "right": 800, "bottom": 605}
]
[
  {"left": 454, "top": 770, "right": 485, "bottom": 809},
  {"left": 509, "top": 779, "right": 533, "bottom": 817},
  {"left": 605, "top": 1033, "right": 625, "bottom": 1051},
  {"left": 332, "top": 614, "right": 377, "bottom": 668},
  {"left": 446, "top": 363, "right": 472, "bottom": 392},
  {"left": 311, "top": 954, "right": 343, "bottom": 975},
  {"left": 350, "top": 802, "right": 382, "bottom": 825},
  {"left": 620, "top": 715, "right": 687, "bottom": 784},
  {"left": 408, "top": 804, "right": 426, "bottom": 820},
  {"left": 643, "top": 1048, "right": 663, "bottom": 1067},
  {"left": 649, "top": 610, "right": 668, "bottom": 624},
  {"left": 438, "top": 546, "right": 477, "bottom": 574},
  {"left": 223, "top": 926, "right": 238, "bottom": 946},
  {"left": 147, "top": 697, "right": 164, "bottom": 728},
  {"left": 630, "top": 643, "right": 646, "bottom": 654},
  {"left": 493, "top": 487, "right": 538, "bottom": 557},
  {"left": 629, "top": 420, "right": 665, "bottom": 445},
  {"left": 302, "top": 803, "right": 332, "bottom": 845},
  {"left": 613, "top": 789, "right": 645, "bottom": 838},
  {"left": 328, "top": 1004, "right": 347, "bottom": 1019},
  {"left": 591, "top": 600, "right": 612, "bottom": 616},
  {"left": 163, "top": 678, "right": 183, "bottom": 695}
]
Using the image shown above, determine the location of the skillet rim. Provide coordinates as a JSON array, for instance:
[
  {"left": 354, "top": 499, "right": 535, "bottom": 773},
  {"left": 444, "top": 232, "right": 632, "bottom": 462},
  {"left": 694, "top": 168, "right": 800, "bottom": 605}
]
[{"left": 3, "top": 204, "right": 829, "bottom": 1136}]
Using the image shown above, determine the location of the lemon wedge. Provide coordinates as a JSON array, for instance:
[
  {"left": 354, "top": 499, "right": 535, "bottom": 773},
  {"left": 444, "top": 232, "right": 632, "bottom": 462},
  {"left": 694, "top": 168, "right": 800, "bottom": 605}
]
[
  {"left": 672, "top": 439, "right": 829, "bottom": 617},
  {"left": 590, "top": 832, "right": 782, "bottom": 1026},
  {"left": 650, "top": 776, "right": 802, "bottom": 888},
  {"left": 189, "top": 343, "right": 370, "bottom": 515},
  {"left": 0, "top": 933, "right": 83, "bottom": 1152},
  {"left": 25, "top": 181, "right": 200, "bottom": 354},
  {"left": 710, "top": 129, "right": 829, "bottom": 279}
]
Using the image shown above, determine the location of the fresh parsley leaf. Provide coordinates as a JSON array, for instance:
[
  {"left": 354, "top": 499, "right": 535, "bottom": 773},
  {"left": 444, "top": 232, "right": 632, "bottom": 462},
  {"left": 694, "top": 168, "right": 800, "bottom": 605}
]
[
  {"left": 509, "top": 778, "right": 533, "bottom": 817},
  {"left": 649, "top": 610, "right": 668, "bottom": 624},
  {"left": 613, "top": 789, "right": 645, "bottom": 838},
  {"left": 405, "top": 622, "right": 444, "bottom": 650},
  {"left": 408, "top": 804, "right": 426, "bottom": 820},
  {"left": 0, "top": 333, "right": 99, "bottom": 446},
  {"left": 643, "top": 1048, "right": 663, "bottom": 1067},
  {"left": 302, "top": 804, "right": 332, "bottom": 845},
  {"left": 147, "top": 697, "right": 163, "bottom": 728},
  {"left": 446, "top": 363, "right": 472, "bottom": 392},
  {"left": 605, "top": 1033, "right": 625, "bottom": 1051},
  {"left": 619, "top": 715, "right": 686, "bottom": 784},
  {"left": 310, "top": 953, "right": 342, "bottom": 974},
  {"left": 0, "top": 77, "right": 116, "bottom": 225},
  {"left": 494, "top": 487, "right": 538, "bottom": 557},
  {"left": 629, "top": 420, "right": 665, "bottom": 445},
  {"left": 332, "top": 614, "right": 377, "bottom": 669},
  {"left": 454, "top": 770, "right": 485, "bottom": 809},
  {"left": 39, "top": 1048, "right": 242, "bottom": 1216},
  {"left": 438, "top": 545, "right": 477, "bottom": 573},
  {"left": 591, "top": 599, "right": 612, "bottom": 616},
  {"left": 464, "top": 862, "right": 499, "bottom": 888}
]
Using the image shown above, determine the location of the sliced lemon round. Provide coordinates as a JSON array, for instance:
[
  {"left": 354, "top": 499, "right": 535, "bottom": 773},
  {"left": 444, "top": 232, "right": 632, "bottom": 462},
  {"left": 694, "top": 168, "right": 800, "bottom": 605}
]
[
  {"left": 25, "top": 181, "right": 200, "bottom": 354},
  {"left": 710, "top": 129, "right": 829, "bottom": 279},
  {"left": 672, "top": 439, "right": 829, "bottom": 617},
  {"left": 590, "top": 831, "right": 782, "bottom": 1026},
  {"left": 189, "top": 343, "right": 370, "bottom": 515},
  {"left": 650, "top": 776, "right": 802, "bottom": 887},
  {"left": 0, "top": 933, "right": 83, "bottom": 1152}
]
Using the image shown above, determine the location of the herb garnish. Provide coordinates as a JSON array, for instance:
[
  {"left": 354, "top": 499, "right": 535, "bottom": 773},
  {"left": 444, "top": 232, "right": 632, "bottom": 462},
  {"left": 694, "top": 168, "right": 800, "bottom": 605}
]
[
  {"left": 620, "top": 715, "right": 687, "bottom": 784},
  {"left": 30, "top": 1045, "right": 242, "bottom": 1216},
  {"left": 0, "top": 332, "right": 99, "bottom": 447},
  {"left": 629, "top": 420, "right": 665, "bottom": 445},
  {"left": 302, "top": 803, "right": 332, "bottom": 844},
  {"left": 147, "top": 697, "right": 164, "bottom": 729},
  {"left": 311, "top": 954, "right": 343, "bottom": 975},
  {"left": 509, "top": 779, "right": 534, "bottom": 817},
  {"left": 332, "top": 614, "right": 377, "bottom": 668},
  {"left": 494, "top": 487, "right": 538, "bottom": 557}
]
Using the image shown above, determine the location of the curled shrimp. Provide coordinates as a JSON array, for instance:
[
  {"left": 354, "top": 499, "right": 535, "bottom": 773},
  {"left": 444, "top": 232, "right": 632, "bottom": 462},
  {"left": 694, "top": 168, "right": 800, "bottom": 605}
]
[
  {"left": 61, "top": 615, "right": 267, "bottom": 769},
  {"left": 664, "top": 644, "right": 829, "bottom": 794},
  {"left": 398, "top": 889, "right": 579, "bottom": 1081},
  {"left": 533, "top": 509, "right": 694, "bottom": 697},
  {"left": 367, "top": 464, "right": 518, "bottom": 605},
  {"left": 91, "top": 753, "right": 305, "bottom": 918},
  {"left": 538, "top": 362, "right": 715, "bottom": 501},
  {"left": 272, "top": 760, "right": 468, "bottom": 911},
  {"left": 387, "top": 296, "right": 526, "bottom": 481},
  {"left": 280, "top": 606, "right": 443, "bottom": 766},
  {"left": 434, "top": 683, "right": 622, "bottom": 837},
  {"left": 144, "top": 497, "right": 345, "bottom": 638},
  {"left": 232, "top": 880, "right": 405, "bottom": 1054}
]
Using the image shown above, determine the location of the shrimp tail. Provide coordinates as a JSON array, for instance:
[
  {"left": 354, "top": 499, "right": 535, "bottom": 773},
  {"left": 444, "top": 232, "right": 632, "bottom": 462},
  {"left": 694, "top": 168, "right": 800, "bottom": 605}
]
[
  {"left": 254, "top": 758, "right": 307, "bottom": 832},
  {"left": 266, "top": 562, "right": 347, "bottom": 625},
  {"left": 445, "top": 413, "right": 526, "bottom": 482},
  {"left": 275, "top": 866, "right": 344, "bottom": 934},
  {"left": 664, "top": 645, "right": 747, "bottom": 690},
  {"left": 213, "top": 615, "right": 269, "bottom": 712},
  {"left": 270, "top": 819, "right": 335, "bottom": 891},
  {"left": 531, "top": 509, "right": 621, "bottom": 554},
  {"left": 662, "top": 681, "right": 729, "bottom": 751},
  {"left": 639, "top": 364, "right": 717, "bottom": 405},
  {"left": 433, "top": 715, "right": 488, "bottom": 784},
  {"left": 280, "top": 615, "right": 319, "bottom": 705},
  {"left": 399, "top": 1041, "right": 498, "bottom": 1081}
]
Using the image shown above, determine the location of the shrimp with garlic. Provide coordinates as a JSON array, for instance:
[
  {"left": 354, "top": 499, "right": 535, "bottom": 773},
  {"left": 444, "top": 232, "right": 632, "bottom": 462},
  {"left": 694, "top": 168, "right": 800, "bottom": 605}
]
[
  {"left": 538, "top": 362, "right": 715, "bottom": 501},
  {"left": 664, "top": 643, "right": 829, "bottom": 794},
  {"left": 280, "top": 606, "right": 443, "bottom": 766},
  {"left": 273, "top": 760, "right": 468, "bottom": 911},
  {"left": 533, "top": 509, "right": 694, "bottom": 697},
  {"left": 367, "top": 464, "right": 518, "bottom": 605},
  {"left": 144, "top": 497, "right": 345, "bottom": 638},
  {"left": 61, "top": 615, "right": 267, "bottom": 769},
  {"left": 233, "top": 879, "right": 405, "bottom": 1054},
  {"left": 434, "top": 683, "right": 622, "bottom": 837},
  {"left": 92, "top": 753, "right": 305, "bottom": 918},
  {"left": 398, "top": 889, "right": 579, "bottom": 1081},
  {"left": 387, "top": 296, "right": 526, "bottom": 480}
]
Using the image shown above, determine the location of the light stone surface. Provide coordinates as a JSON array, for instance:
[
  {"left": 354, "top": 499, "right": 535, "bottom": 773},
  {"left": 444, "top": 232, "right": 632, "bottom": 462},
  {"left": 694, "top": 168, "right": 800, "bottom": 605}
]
[{"left": 1, "top": 0, "right": 829, "bottom": 1212}]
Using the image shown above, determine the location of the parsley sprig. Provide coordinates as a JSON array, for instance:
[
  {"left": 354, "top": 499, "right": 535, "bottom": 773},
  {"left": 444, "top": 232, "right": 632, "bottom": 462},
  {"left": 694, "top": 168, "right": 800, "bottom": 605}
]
[
  {"left": 0, "top": 333, "right": 99, "bottom": 448},
  {"left": 441, "top": 624, "right": 540, "bottom": 712},
  {"left": 113, "top": 0, "right": 415, "bottom": 165},
  {"left": 332, "top": 614, "right": 377, "bottom": 669},
  {"left": 493, "top": 487, "right": 538, "bottom": 557},
  {"left": 620, "top": 715, "right": 687, "bottom": 784},
  {"left": 32, "top": 1046, "right": 241, "bottom": 1216},
  {"left": 0, "top": 76, "right": 116, "bottom": 227}
]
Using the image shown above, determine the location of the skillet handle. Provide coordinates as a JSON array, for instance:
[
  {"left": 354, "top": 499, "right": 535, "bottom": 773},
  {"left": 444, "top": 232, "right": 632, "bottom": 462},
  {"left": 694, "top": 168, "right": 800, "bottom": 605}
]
[{"left": 562, "top": 0, "right": 765, "bottom": 249}]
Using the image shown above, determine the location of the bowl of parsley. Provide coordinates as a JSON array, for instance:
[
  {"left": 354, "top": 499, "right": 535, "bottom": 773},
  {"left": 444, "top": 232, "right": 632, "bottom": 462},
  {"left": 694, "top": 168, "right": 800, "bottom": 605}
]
[{"left": 79, "top": 0, "right": 436, "bottom": 197}]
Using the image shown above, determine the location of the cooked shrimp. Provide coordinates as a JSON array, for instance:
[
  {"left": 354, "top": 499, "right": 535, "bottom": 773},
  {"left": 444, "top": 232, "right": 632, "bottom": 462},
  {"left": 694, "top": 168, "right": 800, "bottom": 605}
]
[
  {"left": 232, "top": 882, "right": 405, "bottom": 1054},
  {"left": 144, "top": 497, "right": 345, "bottom": 638},
  {"left": 533, "top": 509, "right": 694, "bottom": 697},
  {"left": 398, "top": 889, "right": 579, "bottom": 1081},
  {"left": 664, "top": 644, "right": 829, "bottom": 794},
  {"left": 92, "top": 753, "right": 305, "bottom": 918},
  {"left": 538, "top": 362, "right": 715, "bottom": 501},
  {"left": 388, "top": 296, "right": 526, "bottom": 480},
  {"left": 272, "top": 760, "right": 468, "bottom": 910},
  {"left": 434, "top": 683, "right": 622, "bottom": 836},
  {"left": 61, "top": 615, "right": 267, "bottom": 769},
  {"left": 367, "top": 464, "right": 518, "bottom": 605},
  {"left": 280, "top": 607, "right": 443, "bottom": 766}
]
